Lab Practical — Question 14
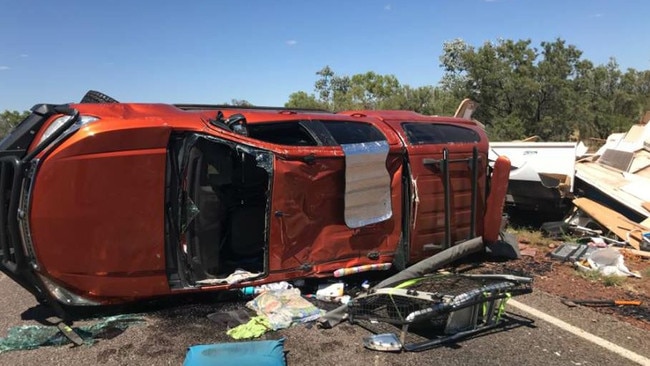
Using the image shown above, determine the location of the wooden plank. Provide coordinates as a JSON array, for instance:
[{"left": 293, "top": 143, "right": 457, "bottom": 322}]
[
  {"left": 575, "top": 162, "right": 650, "bottom": 218},
  {"left": 572, "top": 197, "right": 648, "bottom": 250},
  {"left": 615, "top": 247, "right": 650, "bottom": 259}
]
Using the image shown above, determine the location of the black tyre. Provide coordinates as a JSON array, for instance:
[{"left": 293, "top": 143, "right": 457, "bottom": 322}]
[{"left": 80, "top": 90, "right": 119, "bottom": 104}]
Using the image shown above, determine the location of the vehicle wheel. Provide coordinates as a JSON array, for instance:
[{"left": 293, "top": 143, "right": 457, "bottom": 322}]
[{"left": 80, "top": 90, "right": 119, "bottom": 104}]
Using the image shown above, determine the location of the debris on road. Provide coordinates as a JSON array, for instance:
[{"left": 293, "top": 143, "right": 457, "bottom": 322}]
[
  {"left": 183, "top": 338, "right": 286, "bottom": 366},
  {"left": 240, "top": 281, "right": 293, "bottom": 297},
  {"left": 246, "top": 288, "right": 322, "bottom": 330},
  {"left": 363, "top": 333, "right": 402, "bottom": 352},
  {"left": 313, "top": 282, "right": 346, "bottom": 302},
  {"left": 569, "top": 198, "right": 648, "bottom": 250},
  {"left": 561, "top": 298, "right": 642, "bottom": 308},
  {"left": 196, "top": 270, "right": 264, "bottom": 286},
  {"left": 347, "top": 273, "right": 532, "bottom": 352},
  {"left": 550, "top": 243, "right": 600, "bottom": 262},
  {"left": 518, "top": 244, "right": 538, "bottom": 258},
  {"left": 549, "top": 241, "right": 642, "bottom": 278},
  {"left": 226, "top": 316, "right": 272, "bottom": 340},
  {"left": 574, "top": 247, "right": 641, "bottom": 278},
  {"left": 0, "top": 314, "right": 144, "bottom": 353}
]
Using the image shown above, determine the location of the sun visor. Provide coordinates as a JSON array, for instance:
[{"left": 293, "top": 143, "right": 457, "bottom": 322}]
[{"left": 341, "top": 141, "right": 392, "bottom": 228}]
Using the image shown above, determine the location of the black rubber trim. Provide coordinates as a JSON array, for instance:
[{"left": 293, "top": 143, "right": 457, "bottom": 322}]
[
  {"left": 175, "top": 104, "right": 332, "bottom": 113},
  {"left": 0, "top": 104, "right": 59, "bottom": 158}
]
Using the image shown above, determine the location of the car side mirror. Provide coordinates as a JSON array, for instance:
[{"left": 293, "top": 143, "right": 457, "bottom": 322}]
[{"left": 225, "top": 113, "right": 248, "bottom": 136}]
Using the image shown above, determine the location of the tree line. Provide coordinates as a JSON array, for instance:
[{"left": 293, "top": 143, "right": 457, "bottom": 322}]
[
  {"left": 286, "top": 38, "right": 650, "bottom": 142},
  {"left": 3, "top": 38, "right": 649, "bottom": 142}
]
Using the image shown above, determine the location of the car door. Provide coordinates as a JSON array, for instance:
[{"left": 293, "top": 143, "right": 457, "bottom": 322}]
[
  {"left": 244, "top": 118, "right": 405, "bottom": 277},
  {"left": 383, "top": 119, "right": 489, "bottom": 262}
]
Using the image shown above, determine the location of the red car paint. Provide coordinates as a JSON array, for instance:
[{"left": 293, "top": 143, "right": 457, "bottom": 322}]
[{"left": 0, "top": 100, "right": 508, "bottom": 307}]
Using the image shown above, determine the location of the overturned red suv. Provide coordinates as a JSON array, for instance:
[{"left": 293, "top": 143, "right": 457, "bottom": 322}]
[{"left": 0, "top": 91, "right": 509, "bottom": 311}]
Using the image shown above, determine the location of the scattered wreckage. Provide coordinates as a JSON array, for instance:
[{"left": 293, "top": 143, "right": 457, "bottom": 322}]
[
  {"left": 574, "top": 117, "right": 650, "bottom": 222},
  {"left": 0, "top": 91, "right": 513, "bottom": 323},
  {"left": 493, "top": 113, "right": 650, "bottom": 257},
  {"left": 489, "top": 112, "right": 650, "bottom": 222},
  {"left": 553, "top": 117, "right": 650, "bottom": 254}
]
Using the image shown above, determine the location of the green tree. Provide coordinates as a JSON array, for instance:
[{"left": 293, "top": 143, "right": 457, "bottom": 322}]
[
  {"left": 287, "top": 66, "right": 457, "bottom": 114},
  {"left": 285, "top": 91, "right": 328, "bottom": 110},
  {"left": 438, "top": 37, "right": 643, "bottom": 141},
  {"left": 440, "top": 38, "right": 543, "bottom": 140},
  {"left": 0, "top": 110, "right": 29, "bottom": 138},
  {"left": 347, "top": 72, "right": 401, "bottom": 109},
  {"left": 228, "top": 99, "right": 254, "bottom": 107},
  {"left": 382, "top": 85, "right": 459, "bottom": 115}
]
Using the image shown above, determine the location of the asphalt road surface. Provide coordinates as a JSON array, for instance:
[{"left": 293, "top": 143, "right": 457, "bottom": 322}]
[{"left": 1, "top": 272, "right": 649, "bottom": 366}]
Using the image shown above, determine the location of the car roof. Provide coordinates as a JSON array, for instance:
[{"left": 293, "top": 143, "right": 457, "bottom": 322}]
[
  {"left": 339, "top": 110, "right": 477, "bottom": 125},
  {"left": 71, "top": 103, "right": 375, "bottom": 125},
  {"left": 185, "top": 106, "right": 359, "bottom": 124}
]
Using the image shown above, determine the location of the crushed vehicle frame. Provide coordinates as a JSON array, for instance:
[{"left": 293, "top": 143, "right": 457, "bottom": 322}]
[{"left": 0, "top": 92, "right": 510, "bottom": 315}]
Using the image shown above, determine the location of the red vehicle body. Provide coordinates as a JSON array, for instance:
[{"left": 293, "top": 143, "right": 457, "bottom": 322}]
[{"left": 0, "top": 92, "right": 509, "bottom": 312}]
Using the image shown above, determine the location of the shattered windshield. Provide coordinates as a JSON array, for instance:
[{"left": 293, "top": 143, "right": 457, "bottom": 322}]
[{"left": 181, "top": 196, "right": 200, "bottom": 234}]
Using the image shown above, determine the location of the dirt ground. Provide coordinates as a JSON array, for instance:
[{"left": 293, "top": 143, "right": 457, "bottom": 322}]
[{"left": 486, "top": 229, "right": 650, "bottom": 332}]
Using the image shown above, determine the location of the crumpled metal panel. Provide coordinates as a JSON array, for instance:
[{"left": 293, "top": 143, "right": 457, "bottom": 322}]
[
  {"left": 341, "top": 141, "right": 392, "bottom": 228},
  {"left": 268, "top": 152, "right": 403, "bottom": 275}
]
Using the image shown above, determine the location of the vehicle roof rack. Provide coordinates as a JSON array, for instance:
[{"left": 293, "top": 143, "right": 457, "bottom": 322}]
[{"left": 173, "top": 104, "right": 332, "bottom": 114}]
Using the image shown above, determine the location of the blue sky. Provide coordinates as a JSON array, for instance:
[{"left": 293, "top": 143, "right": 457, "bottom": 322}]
[{"left": 1, "top": 0, "right": 649, "bottom": 111}]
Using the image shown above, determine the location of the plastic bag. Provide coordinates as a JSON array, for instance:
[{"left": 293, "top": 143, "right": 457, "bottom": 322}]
[
  {"left": 246, "top": 288, "right": 322, "bottom": 330},
  {"left": 575, "top": 247, "right": 641, "bottom": 278}
]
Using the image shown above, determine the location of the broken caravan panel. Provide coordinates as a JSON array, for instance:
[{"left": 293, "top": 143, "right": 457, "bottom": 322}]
[
  {"left": 339, "top": 111, "right": 490, "bottom": 263},
  {"left": 488, "top": 141, "right": 582, "bottom": 212}
]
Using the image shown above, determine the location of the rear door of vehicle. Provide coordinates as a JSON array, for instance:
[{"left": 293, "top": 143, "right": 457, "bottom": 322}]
[
  {"left": 383, "top": 119, "right": 489, "bottom": 262},
  {"left": 243, "top": 117, "right": 405, "bottom": 277}
]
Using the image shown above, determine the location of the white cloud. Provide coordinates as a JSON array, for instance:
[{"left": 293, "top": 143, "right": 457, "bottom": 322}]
[
  {"left": 590, "top": 13, "right": 603, "bottom": 18},
  {"left": 0, "top": 66, "right": 10, "bottom": 71},
  {"left": 19, "top": 54, "right": 28, "bottom": 58},
  {"left": 384, "top": 4, "right": 391, "bottom": 10},
  {"left": 286, "top": 40, "right": 297, "bottom": 46}
]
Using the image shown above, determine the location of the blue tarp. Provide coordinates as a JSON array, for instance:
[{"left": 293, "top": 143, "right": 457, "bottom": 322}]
[{"left": 183, "top": 338, "right": 286, "bottom": 366}]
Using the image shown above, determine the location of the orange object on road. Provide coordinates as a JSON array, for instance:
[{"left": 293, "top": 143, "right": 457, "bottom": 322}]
[{"left": 561, "top": 298, "right": 642, "bottom": 307}]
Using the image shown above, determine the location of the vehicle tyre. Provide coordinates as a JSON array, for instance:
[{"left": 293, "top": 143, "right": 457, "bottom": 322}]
[{"left": 80, "top": 90, "right": 119, "bottom": 104}]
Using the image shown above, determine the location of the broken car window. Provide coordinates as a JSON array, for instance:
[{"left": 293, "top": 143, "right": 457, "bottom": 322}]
[
  {"left": 247, "top": 120, "right": 387, "bottom": 146},
  {"left": 247, "top": 123, "right": 318, "bottom": 146},
  {"left": 402, "top": 123, "right": 480, "bottom": 145},
  {"left": 322, "top": 121, "right": 387, "bottom": 145}
]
